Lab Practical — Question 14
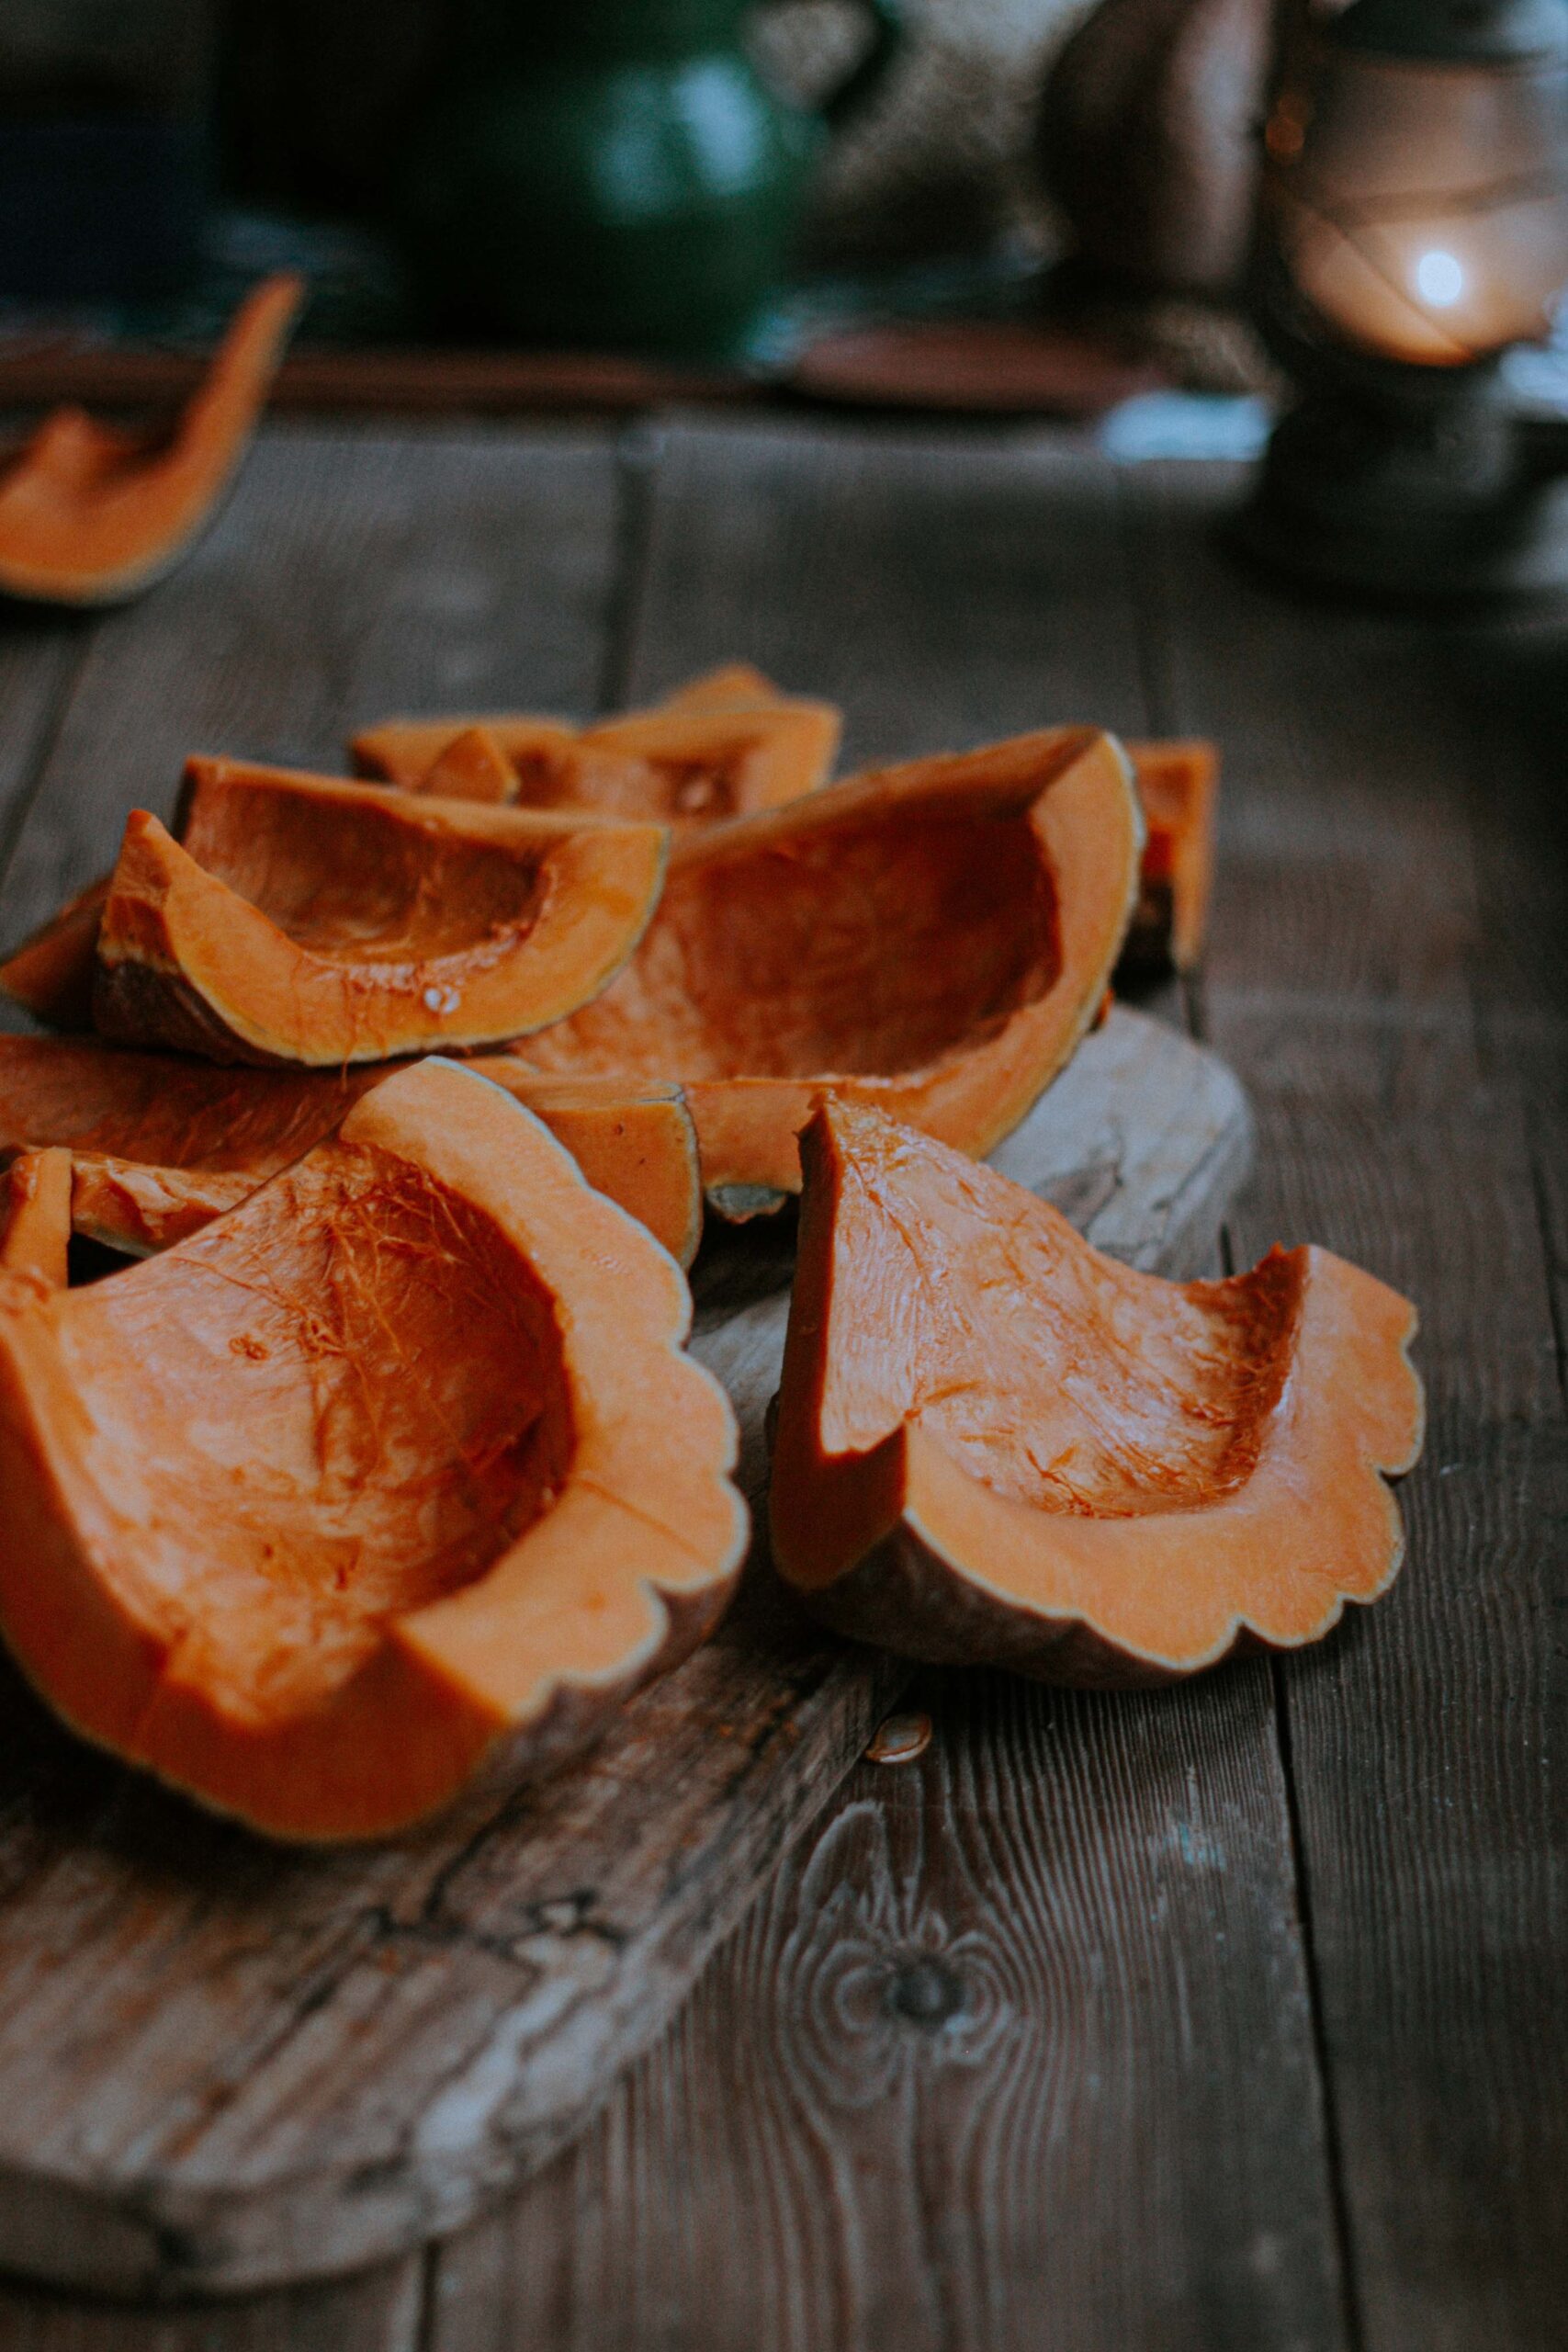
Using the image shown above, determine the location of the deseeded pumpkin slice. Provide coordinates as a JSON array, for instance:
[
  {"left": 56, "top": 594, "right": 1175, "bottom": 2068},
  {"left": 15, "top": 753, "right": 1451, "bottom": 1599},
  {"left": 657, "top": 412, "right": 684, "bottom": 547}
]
[
  {"left": 351, "top": 682, "right": 839, "bottom": 822},
  {"left": 0, "top": 1058, "right": 746, "bottom": 1840},
  {"left": 0, "top": 680, "right": 831, "bottom": 1027},
  {"left": 0, "top": 276, "right": 303, "bottom": 608},
  {"left": 0, "top": 874, "right": 112, "bottom": 1029},
  {"left": 0, "top": 1035, "right": 702, "bottom": 1267},
  {"left": 657, "top": 663, "right": 788, "bottom": 714},
  {"left": 353, "top": 715, "right": 585, "bottom": 794},
  {"left": 91, "top": 758, "right": 668, "bottom": 1067},
  {"left": 512, "top": 728, "right": 1143, "bottom": 1210},
  {"left": 570, "top": 703, "right": 840, "bottom": 821},
  {"left": 1121, "top": 741, "right": 1219, "bottom": 976},
  {"left": 772, "top": 1099, "right": 1424, "bottom": 1684}
]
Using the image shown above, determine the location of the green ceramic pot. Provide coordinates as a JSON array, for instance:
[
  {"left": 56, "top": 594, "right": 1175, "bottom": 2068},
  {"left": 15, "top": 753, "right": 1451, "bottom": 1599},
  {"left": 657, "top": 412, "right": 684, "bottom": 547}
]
[{"left": 395, "top": 0, "right": 905, "bottom": 355}]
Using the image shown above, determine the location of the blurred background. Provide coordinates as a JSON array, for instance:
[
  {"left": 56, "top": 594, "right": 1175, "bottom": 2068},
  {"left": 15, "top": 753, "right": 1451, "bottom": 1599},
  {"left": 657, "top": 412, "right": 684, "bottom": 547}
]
[{"left": 0, "top": 0, "right": 1301, "bottom": 387}]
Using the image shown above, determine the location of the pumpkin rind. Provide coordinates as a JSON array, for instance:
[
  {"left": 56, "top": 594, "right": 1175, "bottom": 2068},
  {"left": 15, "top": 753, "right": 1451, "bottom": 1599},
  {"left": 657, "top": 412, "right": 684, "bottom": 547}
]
[
  {"left": 0, "top": 276, "right": 302, "bottom": 608},
  {"left": 0, "top": 1036, "right": 703, "bottom": 1267},
  {"left": 1122, "top": 741, "right": 1219, "bottom": 976},
  {"left": 513, "top": 728, "right": 1144, "bottom": 1205},
  {"left": 0, "top": 1058, "right": 745, "bottom": 1839},
  {"left": 771, "top": 1099, "right": 1424, "bottom": 1684},
  {"left": 91, "top": 759, "right": 668, "bottom": 1067}
]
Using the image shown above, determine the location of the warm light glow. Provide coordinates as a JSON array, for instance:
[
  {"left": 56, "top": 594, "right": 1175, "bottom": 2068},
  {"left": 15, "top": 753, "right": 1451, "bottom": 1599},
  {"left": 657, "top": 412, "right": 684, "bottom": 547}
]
[
  {"left": 1264, "top": 48, "right": 1568, "bottom": 367},
  {"left": 1415, "top": 249, "right": 1465, "bottom": 308}
]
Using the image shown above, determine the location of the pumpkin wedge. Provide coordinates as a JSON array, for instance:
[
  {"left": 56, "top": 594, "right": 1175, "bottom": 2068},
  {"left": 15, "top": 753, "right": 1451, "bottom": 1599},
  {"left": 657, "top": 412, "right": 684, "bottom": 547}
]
[
  {"left": 513, "top": 728, "right": 1143, "bottom": 1211},
  {"left": 0, "top": 1149, "right": 72, "bottom": 1287},
  {"left": 657, "top": 663, "right": 790, "bottom": 714},
  {"left": 0, "top": 275, "right": 303, "bottom": 607},
  {"left": 772, "top": 1099, "right": 1424, "bottom": 1684},
  {"left": 0, "top": 1058, "right": 746, "bottom": 1839},
  {"left": 0, "top": 874, "right": 112, "bottom": 1029},
  {"left": 1122, "top": 741, "right": 1219, "bottom": 976},
  {"left": 0, "top": 1036, "right": 703, "bottom": 1266},
  {"left": 90, "top": 757, "right": 668, "bottom": 1067},
  {"left": 351, "top": 680, "right": 840, "bottom": 822},
  {"left": 0, "top": 679, "right": 831, "bottom": 1026}
]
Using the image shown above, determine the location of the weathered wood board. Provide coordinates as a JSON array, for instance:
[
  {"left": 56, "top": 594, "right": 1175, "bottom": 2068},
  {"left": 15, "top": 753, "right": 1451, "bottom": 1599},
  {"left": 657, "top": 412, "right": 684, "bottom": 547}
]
[{"left": 0, "top": 1006, "right": 1247, "bottom": 2301}]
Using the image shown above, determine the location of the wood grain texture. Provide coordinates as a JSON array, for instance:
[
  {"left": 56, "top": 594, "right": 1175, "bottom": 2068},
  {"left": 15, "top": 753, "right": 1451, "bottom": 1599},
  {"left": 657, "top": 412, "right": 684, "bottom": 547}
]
[
  {"left": 0, "top": 424, "right": 622, "bottom": 975},
  {"left": 430, "top": 418, "right": 1345, "bottom": 2352},
  {"left": 434, "top": 1661, "right": 1345, "bottom": 2352},
  {"left": 0, "top": 1001, "right": 1243, "bottom": 2300},
  {"left": 1133, "top": 462, "right": 1568, "bottom": 2351},
  {"left": 0, "top": 622, "right": 84, "bottom": 887},
  {"left": 617, "top": 413, "right": 1151, "bottom": 764}
]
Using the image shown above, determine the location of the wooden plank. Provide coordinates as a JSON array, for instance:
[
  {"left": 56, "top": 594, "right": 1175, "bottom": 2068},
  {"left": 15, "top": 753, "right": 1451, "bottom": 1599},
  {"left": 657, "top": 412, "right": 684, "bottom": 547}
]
[
  {"left": 1134, "top": 462, "right": 1568, "bottom": 2350},
  {"left": 0, "top": 1003, "right": 1244, "bottom": 2299},
  {"left": 430, "top": 418, "right": 1344, "bottom": 2352},
  {"left": 434, "top": 1665, "right": 1341, "bottom": 2352},
  {"left": 0, "top": 421, "right": 622, "bottom": 968},
  {"left": 618, "top": 413, "right": 1151, "bottom": 763},
  {"left": 0, "top": 625, "right": 85, "bottom": 895}
]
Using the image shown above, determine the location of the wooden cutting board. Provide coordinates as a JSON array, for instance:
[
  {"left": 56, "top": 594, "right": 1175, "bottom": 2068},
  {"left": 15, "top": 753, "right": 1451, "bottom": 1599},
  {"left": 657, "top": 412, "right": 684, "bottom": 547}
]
[{"left": 0, "top": 1006, "right": 1250, "bottom": 2299}]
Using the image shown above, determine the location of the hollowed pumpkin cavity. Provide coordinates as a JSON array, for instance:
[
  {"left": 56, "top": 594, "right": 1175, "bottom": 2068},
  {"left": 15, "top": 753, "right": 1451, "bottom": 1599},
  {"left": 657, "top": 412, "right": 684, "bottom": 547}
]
[
  {"left": 0, "top": 1059, "right": 745, "bottom": 1838},
  {"left": 512, "top": 728, "right": 1143, "bottom": 1205},
  {"left": 771, "top": 1099, "right": 1423, "bottom": 1684},
  {"left": 91, "top": 758, "right": 667, "bottom": 1066}
]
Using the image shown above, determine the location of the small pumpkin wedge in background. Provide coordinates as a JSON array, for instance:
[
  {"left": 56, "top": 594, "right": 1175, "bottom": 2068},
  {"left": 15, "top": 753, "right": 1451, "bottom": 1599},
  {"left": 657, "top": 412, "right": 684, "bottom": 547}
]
[
  {"left": 352, "top": 670, "right": 840, "bottom": 823},
  {"left": 771, "top": 1098, "right": 1423, "bottom": 1684},
  {"left": 0, "top": 1036, "right": 704, "bottom": 1267},
  {"left": 1120, "top": 741, "right": 1218, "bottom": 976},
  {"left": 0, "top": 276, "right": 303, "bottom": 608},
  {"left": 0, "top": 1059, "right": 746, "bottom": 1840},
  {"left": 512, "top": 727, "right": 1144, "bottom": 1212},
  {"left": 89, "top": 757, "right": 668, "bottom": 1067}
]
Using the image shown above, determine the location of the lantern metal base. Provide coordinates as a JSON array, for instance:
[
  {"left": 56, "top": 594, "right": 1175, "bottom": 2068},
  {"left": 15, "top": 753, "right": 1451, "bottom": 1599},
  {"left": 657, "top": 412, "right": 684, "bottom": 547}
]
[{"left": 1234, "top": 379, "right": 1568, "bottom": 606}]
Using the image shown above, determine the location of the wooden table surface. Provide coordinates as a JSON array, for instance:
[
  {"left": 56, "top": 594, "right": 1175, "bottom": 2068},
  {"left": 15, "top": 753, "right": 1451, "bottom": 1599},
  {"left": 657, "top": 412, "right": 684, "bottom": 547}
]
[{"left": 0, "top": 413, "right": 1562, "bottom": 2352}]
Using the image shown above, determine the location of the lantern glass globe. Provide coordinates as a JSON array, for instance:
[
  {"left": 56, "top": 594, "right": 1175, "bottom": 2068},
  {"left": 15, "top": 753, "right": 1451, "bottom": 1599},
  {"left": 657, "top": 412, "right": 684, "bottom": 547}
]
[{"left": 1264, "top": 26, "right": 1568, "bottom": 366}]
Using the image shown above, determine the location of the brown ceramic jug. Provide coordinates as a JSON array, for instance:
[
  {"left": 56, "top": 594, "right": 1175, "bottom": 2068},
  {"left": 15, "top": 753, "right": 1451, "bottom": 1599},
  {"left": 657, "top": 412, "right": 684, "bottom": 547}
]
[{"left": 1037, "top": 0, "right": 1279, "bottom": 300}]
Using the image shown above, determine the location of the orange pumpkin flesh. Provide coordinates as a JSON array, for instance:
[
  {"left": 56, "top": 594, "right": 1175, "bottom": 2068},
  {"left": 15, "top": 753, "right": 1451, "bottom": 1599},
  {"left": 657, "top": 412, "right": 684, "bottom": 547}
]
[
  {"left": 351, "top": 685, "right": 840, "bottom": 824},
  {"left": 0, "top": 1149, "right": 72, "bottom": 1288},
  {"left": 0, "top": 1059, "right": 745, "bottom": 1839},
  {"left": 0, "top": 276, "right": 303, "bottom": 607},
  {"left": 0, "top": 875, "right": 112, "bottom": 1029},
  {"left": 91, "top": 758, "right": 668, "bottom": 1067},
  {"left": 658, "top": 663, "right": 789, "bottom": 714},
  {"left": 355, "top": 715, "right": 576, "bottom": 792},
  {"left": 420, "top": 725, "right": 524, "bottom": 804},
  {"left": 772, "top": 1100, "right": 1424, "bottom": 1684},
  {"left": 511, "top": 729, "right": 1144, "bottom": 1209},
  {"left": 0, "top": 1036, "right": 703, "bottom": 1267},
  {"left": 1122, "top": 741, "right": 1218, "bottom": 975}
]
